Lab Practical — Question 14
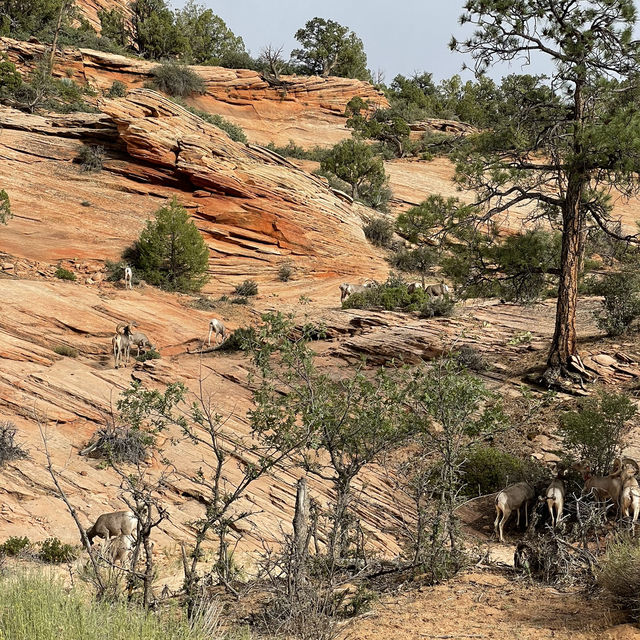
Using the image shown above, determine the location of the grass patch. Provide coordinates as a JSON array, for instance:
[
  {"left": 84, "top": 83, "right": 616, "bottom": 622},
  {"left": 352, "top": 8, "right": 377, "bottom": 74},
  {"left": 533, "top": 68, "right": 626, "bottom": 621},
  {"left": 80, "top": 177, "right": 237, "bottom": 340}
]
[
  {"left": 169, "top": 98, "right": 247, "bottom": 143},
  {"left": 53, "top": 344, "right": 78, "bottom": 358},
  {"left": 0, "top": 571, "right": 217, "bottom": 639},
  {"left": 55, "top": 266, "right": 76, "bottom": 281}
]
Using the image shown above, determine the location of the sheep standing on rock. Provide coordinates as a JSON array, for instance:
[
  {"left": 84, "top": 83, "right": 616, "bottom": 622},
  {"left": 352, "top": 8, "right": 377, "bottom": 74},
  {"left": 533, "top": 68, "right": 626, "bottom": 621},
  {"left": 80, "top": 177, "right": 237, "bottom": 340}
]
[
  {"left": 424, "top": 283, "right": 450, "bottom": 297},
  {"left": 207, "top": 318, "right": 226, "bottom": 346},
  {"left": 124, "top": 265, "right": 133, "bottom": 290},
  {"left": 339, "top": 282, "right": 373, "bottom": 303},
  {"left": 129, "top": 331, "right": 154, "bottom": 358},
  {"left": 112, "top": 323, "right": 133, "bottom": 369}
]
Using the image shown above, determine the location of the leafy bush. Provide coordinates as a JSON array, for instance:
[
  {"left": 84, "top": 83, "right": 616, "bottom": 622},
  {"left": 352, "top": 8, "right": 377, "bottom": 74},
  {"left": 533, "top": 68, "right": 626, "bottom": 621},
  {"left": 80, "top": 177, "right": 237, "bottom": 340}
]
[
  {"left": 133, "top": 196, "right": 209, "bottom": 292},
  {"left": 55, "top": 266, "right": 76, "bottom": 281},
  {"left": 0, "top": 572, "right": 214, "bottom": 639},
  {"left": 53, "top": 344, "right": 78, "bottom": 358},
  {"left": 84, "top": 424, "right": 154, "bottom": 464},
  {"left": 277, "top": 262, "right": 293, "bottom": 282},
  {"left": 0, "top": 189, "right": 12, "bottom": 225},
  {"left": 231, "top": 296, "right": 249, "bottom": 305},
  {"left": 0, "top": 422, "right": 27, "bottom": 466},
  {"left": 38, "top": 538, "right": 76, "bottom": 564},
  {"left": 462, "top": 446, "right": 540, "bottom": 497},
  {"left": 598, "top": 537, "right": 640, "bottom": 620},
  {"left": 559, "top": 391, "right": 636, "bottom": 475},
  {"left": 0, "top": 537, "right": 30, "bottom": 557},
  {"left": 215, "top": 326, "right": 257, "bottom": 352},
  {"left": 169, "top": 98, "right": 247, "bottom": 143},
  {"left": 77, "top": 145, "right": 105, "bottom": 172},
  {"left": 136, "top": 348, "right": 161, "bottom": 362},
  {"left": 594, "top": 272, "right": 640, "bottom": 336},
  {"left": 419, "top": 294, "right": 455, "bottom": 318},
  {"left": 234, "top": 280, "right": 258, "bottom": 296},
  {"left": 150, "top": 62, "right": 205, "bottom": 97},
  {"left": 363, "top": 216, "right": 394, "bottom": 247},
  {"left": 343, "top": 280, "right": 429, "bottom": 312},
  {"left": 106, "top": 80, "right": 127, "bottom": 98}
]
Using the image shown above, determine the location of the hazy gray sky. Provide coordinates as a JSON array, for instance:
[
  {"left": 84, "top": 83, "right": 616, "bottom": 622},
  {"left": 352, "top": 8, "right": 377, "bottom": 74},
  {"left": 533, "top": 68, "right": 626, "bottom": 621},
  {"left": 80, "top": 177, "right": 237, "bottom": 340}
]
[{"left": 180, "top": 1, "right": 499, "bottom": 82}]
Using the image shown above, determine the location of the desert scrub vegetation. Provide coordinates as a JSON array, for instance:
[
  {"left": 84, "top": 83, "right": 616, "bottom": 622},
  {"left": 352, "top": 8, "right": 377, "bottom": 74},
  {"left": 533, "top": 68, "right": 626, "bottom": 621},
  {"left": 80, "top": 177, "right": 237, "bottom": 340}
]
[
  {"left": 234, "top": 280, "right": 258, "bottom": 296},
  {"left": 54, "top": 265, "right": 76, "bottom": 281},
  {"left": 169, "top": 98, "right": 247, "bottom": 143},
  {"left": 0, "top": 421, "right": 27, "bottom": 466},
  {"left": 77, "top": 144, "right": 105, "bottom": 172},
  {"left": 53, "top": 344, "right": 79, "bottom": 358},
  {"left": 136, "top": 348, "right": 161, "bottom": 362},
  {"left": 0, "top": 572, "right": 221, "bottom": 640},
  {"left": 150, "top": 61, "right": 206, "bottom": 97},
  {"left": 83, "top": 422, "right": 155, "bottom": 464},
  {"left": 277, "top": 261, "right": 294, "bottom": 282},
  {"left": 0, "top": 536, "right": 31, "bottom": 557},
  {"left": 38, "top": 538, "right": 76, "bottom": 564},
  {"left": 265, "top": 140, "right": 328, "bottom": 162},
  {"left": 593, "top": 271, "right": 640, "bottom": 336},
  {"left": 363, "top": 216, "right": 394, "bottom": 247},
  {"left": 598, "top": 537, "right": 640, "bottom": 621},
  {"left": 106, "top": 80, "right": 127, "bottom": 98}
]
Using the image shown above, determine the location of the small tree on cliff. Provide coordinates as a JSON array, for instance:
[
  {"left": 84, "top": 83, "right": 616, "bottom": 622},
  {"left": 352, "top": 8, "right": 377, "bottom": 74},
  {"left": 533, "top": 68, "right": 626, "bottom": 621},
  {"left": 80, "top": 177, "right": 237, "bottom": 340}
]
[
  {"left": 133, "top": 196, "right": 209, "bottom": 292},
  {"left": 0, "top": 189, "right": 11, "bottom": 224},
  {"left": 291, "top": 17, "right": 370, "bottom": 80},
  {"left": 448, "top": 0, "right": 640, "bottom": 384}
]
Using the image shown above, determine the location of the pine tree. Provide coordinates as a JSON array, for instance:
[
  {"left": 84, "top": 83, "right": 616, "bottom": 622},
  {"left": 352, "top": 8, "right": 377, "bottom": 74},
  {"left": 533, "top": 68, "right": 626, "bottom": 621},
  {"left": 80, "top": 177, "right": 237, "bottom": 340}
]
[{"left": 134, "top": 197, "right": 209, "bottom": 292}]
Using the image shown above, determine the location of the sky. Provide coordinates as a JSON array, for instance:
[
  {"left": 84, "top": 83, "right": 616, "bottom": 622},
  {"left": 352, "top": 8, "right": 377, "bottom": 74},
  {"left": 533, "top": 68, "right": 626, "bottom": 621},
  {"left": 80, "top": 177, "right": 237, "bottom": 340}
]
[{"left": 173, "top": 0, "right": 550, "bottom": 83}]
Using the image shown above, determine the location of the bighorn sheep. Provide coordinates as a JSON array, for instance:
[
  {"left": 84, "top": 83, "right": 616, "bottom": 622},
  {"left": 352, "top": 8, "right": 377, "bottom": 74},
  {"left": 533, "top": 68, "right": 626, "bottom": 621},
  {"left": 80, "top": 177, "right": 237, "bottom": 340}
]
[
  {"left": 86, "top": 510, "right": 137, "bottom": 545},
  {"left": 494, "top": 482, "right": 535, "bottom": 542},
  {"left": 129, "top": 331, "right": 154, "bottom": 357},
  {"left": 424, "top": 283, "right": 450, "bottom": 297},
  {"left": 575, "top": 461, "right": 623, "bottom": 506},
  {"left": 407, "top": 282, "right": 423, "bottom": 294},
  {"left": 613, "top": 458, "right": 640, "bottom": 526},
  {"left": 124, "top": 265, "right": 133, "bottom": 290},
  {"left": 207, "top": 318, "right": 226, "bottom": 346},
  {"left": 102, "top": 534, "right": 134, "bottom": 564},
  {"left": 112, "top": 323, "right": 133, "bottom": 369},
  {"left": 339, "top": 282, "right": 374, "bottom": 303},
  {"left": 544, "top": 468, "right": 566, "bottom": 529}
]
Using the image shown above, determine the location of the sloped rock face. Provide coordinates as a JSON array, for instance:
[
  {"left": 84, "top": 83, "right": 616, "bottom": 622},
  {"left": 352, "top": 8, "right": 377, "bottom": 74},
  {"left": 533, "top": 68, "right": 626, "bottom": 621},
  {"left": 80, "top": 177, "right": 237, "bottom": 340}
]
[
  {"left": 75, "top": 0, "right": 133, "bottom": 33},
  {"left": 0, "top": 89, "right": 387, "bottom": 285},
  {"left": 0, "top": 37, "right": 387, "bottom": 146}
]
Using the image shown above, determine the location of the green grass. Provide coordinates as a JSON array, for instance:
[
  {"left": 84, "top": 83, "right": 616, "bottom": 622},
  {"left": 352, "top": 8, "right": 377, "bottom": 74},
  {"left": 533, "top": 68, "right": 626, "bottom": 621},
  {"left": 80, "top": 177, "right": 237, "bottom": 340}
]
[{"left": 0, "top": 572, "right": 222, "bottom": 640}]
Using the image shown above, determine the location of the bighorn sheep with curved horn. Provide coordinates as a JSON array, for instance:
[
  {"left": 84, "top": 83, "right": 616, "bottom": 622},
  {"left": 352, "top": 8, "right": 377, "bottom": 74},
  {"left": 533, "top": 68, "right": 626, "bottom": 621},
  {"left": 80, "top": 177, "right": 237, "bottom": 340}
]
[
  {"left": 112, "top": 323, "right": 134, "bottom": 369},
  {"left": 339, "top": 281, "right": 377, "bottom": 303},
  {"left": 574, "top": 461, "right": 623, "bottom": 507},
  {"left": 613, "top": 458, "right": 640, "bottom": 527},
  {"left": 494, "top": 481, "right": 535, "bottom": 542}
]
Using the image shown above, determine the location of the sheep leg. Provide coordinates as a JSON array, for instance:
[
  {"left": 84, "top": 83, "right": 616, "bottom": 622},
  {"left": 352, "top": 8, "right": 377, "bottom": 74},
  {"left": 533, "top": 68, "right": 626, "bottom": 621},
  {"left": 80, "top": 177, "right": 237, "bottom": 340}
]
[
  {"left": 516, "top": 506, "right": 521, "bottom": 528},
  {"left": 547, "top": 499, "right": 555, "bottom": 528},
  {"left": 524, "top": 501, "right": 529, "bottom": 528},
  {"left": 499, "top": 506, "right": 511, "bottom": 543},
  {"left": 207, "top": 327, "right": 212, "bottom": 347}
]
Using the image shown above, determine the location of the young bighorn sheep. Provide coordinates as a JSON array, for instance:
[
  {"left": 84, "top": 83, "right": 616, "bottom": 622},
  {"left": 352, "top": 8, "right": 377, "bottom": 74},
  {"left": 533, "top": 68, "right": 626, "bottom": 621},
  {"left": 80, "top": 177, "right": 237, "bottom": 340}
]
[
  {"left": 129, "top": 331, "right": 154, "bottom": 357},
  {"left": 86, "top": 510, "right": 137, "bottom": 545},
  {"left": 102, "top": 534, "right": 134, "bottom": 564},
  {"left": 494, "top": 481, "right": 535, "bottom": 542},
  {"left": 424, "top": 283, "right": 450, "bottom": 297},
  {"left": 575, "top": 461, "right": 623, "bottom": 506},
  {"left": 124, "top": 265, "right": 133, "bottom": 290},
  {"left": 112, "top": 324, "right": 133, "bottom": 369},
  {"left": 544, "top": 468, "right": 566, "bottom": 529},
  {"left": 207, "top": 318, "right": 227, "bottom": 346},
  {"left": 407, "top": 282, "right": 423, "bottom": 294}
]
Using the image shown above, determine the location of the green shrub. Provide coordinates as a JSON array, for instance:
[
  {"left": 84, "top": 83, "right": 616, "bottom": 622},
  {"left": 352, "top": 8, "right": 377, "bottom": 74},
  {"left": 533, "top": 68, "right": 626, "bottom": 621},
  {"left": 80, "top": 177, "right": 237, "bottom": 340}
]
[
  {"left": 343, "top": 280, "right": 429, "bottom": 312},
  {"left": 559, "top": 391, "right": 636, "bottom": 475},
  {"left": 278, "top": 262, "right": 294, "bottom": 282},
  {"left": 462, "top": 447, "right": 539, "bottom": 496},
  {"left": 216, "top": 326, "right": 257, "bottom": 352},
  {"left": 53, "top": 344, "right": 78, "bottom": 358},
  {"left": 77, "top": 145, "right": 105, "bottom": 172},
  {"left": 150, "top": 62, "right": 205, "bottom": 97},
  {"left": 0, "top": 536, "right": 30, "bottom": 557},
  {"left": 598, "top": 537, "right": 640, "bottom": 620},
  {"left": 231, "top": 296, "right": 249, "bottom": 305},
  {"left": 363, "top": 216, "right": 394, "bottom": 247},
  {"left": 55, "top": 266, "right": 76, "bottom": 281},
  {"left": 419, "top": 294, "right": 455, "bottom": 318},
  {"left": 234, "top": 280, "right": 258, "bottom": 296},
  {"left": 106, "top": 80, "right": 127, "bottom": 98},
  {"left": 0, "top": 421, "right": 27, "bottom": 466},
  {"left": 452, "top": 345, "right": 487, "bottom": 372},
  {"left": 0, "top": 572, "right": 215, "bottom": 639},
  {"left": 136, "top": 348, "right": 161, "bottom": 362},
  {"left": 594, "top": 272, "right": 640, "bottom": 336},
  {"left": 134, "top": 196, "right": 209, "bottom": 292},
  {"left": 265, "top": 141, "right": 328, "bottom": 162},
  {"left": 38, "top": 538, "right": 76, "bottom": 564}
]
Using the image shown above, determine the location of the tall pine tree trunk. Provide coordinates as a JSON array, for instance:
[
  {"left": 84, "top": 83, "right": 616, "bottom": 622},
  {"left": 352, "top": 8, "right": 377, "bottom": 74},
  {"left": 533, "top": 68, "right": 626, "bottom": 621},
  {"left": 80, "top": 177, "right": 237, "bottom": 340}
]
[{"left": 546, "top": 78, "right": 586, "bottom": 377}]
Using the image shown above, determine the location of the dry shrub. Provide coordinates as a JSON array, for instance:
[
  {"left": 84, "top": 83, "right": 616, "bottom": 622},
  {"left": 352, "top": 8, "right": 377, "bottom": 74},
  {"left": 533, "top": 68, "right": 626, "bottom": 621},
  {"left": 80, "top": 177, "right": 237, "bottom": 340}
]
[
  {"left": 0, "top": 421, "right": 27, "bottom": 466},
  {"left": 598, "top": 536, "right": 640, "bottom": 620}
]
